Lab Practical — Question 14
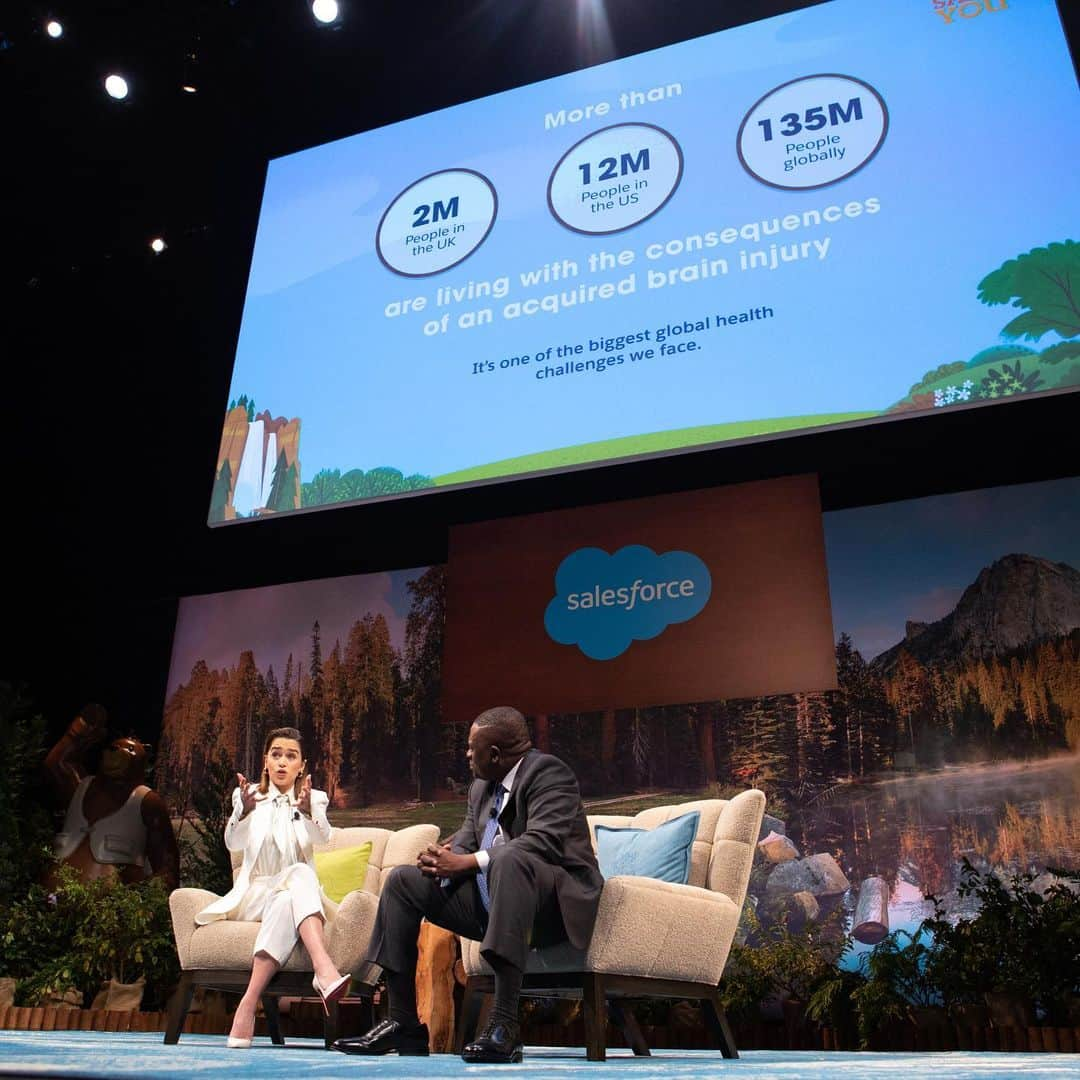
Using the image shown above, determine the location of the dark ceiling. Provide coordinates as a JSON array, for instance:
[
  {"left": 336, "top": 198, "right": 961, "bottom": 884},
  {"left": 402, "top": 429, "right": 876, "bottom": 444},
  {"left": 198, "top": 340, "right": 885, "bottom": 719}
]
[{"left": 5, "top": 0, "right": 1078, "bottom": 737}]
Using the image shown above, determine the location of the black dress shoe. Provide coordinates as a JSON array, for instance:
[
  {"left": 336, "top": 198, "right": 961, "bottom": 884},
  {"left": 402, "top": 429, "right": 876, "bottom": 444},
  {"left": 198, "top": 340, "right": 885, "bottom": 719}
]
[
  {"left": 462, "top": 1019, "right": 524, "bottom": 1063},
  {"left": 332, "top": 1018, "right": 430, "bottom": 1055}
]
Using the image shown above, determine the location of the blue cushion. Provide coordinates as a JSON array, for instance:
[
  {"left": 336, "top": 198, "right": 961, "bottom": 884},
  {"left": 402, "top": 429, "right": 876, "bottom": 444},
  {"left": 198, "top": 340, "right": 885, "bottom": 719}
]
[{"left": 594, "top": 811, "right": 701, "bottom": 884}]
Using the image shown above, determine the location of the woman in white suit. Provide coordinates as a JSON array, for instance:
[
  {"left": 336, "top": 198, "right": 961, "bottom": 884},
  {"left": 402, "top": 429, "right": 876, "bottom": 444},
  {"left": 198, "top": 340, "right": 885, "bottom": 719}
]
[{"left": 195, "top": 726, "right": 349, "bottom": 1047}]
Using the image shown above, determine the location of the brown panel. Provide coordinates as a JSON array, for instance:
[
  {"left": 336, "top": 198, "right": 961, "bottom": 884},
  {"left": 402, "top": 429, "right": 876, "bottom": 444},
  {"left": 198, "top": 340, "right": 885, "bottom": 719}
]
[{"left": 443, "top": 474, "right": 836, "bottom": 722}]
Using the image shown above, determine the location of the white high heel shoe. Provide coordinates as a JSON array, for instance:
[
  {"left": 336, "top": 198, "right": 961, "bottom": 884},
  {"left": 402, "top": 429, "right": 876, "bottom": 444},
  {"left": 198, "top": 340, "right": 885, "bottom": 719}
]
[
  {"left": 226, "top": 1035, "right": 252, "bottom": 1049},
  {"left": 312, "top": 972, "right": 351, "bottom": 1014}
]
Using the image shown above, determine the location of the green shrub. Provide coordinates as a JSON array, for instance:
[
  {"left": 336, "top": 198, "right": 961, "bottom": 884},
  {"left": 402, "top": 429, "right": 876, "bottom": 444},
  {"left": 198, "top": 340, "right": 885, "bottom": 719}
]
[
  {"left": 0, "top": 685, "right": 55, "bottom": 905},
  {"left": 965, "top": 344, "right": 1036, "bottom": 369},
  {"left": 0, "top": 866, "right": 179, "bottom": 1010},
  {"left": 940, "top": 859, "right": 1080, "bottom": 1025},
  {"left": 908, "top": 361, "right": 967, "bottom": 395},
  {"left": 720, "top": 903, "right": 844, "bottom": 1018},
  {"left": 181, "top": 742, "right": 235, "bottom": 896},
  {"left": 1039, "top": 340, "right": 1080, "bottom": 365}
]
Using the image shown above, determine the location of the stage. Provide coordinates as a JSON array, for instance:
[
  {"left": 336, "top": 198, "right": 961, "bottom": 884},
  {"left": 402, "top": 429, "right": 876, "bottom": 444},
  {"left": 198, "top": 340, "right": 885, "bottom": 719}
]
[{"left": 0, "top": 1032, "right": 1078, "bottom": 1080}]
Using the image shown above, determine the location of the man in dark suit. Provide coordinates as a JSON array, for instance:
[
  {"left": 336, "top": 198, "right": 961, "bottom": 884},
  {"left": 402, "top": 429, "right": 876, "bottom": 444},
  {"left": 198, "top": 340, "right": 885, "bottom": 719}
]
[{"left": 333, "top": 705, "right": 603, "bottom": 1063}]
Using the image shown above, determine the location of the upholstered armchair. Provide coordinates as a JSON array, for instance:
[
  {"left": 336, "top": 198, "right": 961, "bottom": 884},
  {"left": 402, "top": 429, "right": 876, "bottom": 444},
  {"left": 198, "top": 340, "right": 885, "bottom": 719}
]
[
  {"left": 165, "top": 822, "right": 438, "bottom": 1047},
  {"left": 457, "top": 790, "right": 765, "bottom": 1061}
]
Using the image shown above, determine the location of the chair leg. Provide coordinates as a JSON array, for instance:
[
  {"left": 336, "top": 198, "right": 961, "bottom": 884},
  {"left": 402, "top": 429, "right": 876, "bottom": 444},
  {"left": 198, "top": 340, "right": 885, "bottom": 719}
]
[
  {"left": 163, "top": 972, "right": 196, "bottom": 1045},
  {"left": 702, "top": 988, "right": 738, "bottom": 1059},
  {"left": 454, "top": 980, "right": 485, "bottom": 1055},
  {"left": 582, "top": 973, "right": 607, "bottom": 1062},
  {"left": 609, "top": 1000, "right": 650, "bottom": 1056},
  {"left": 261, "top": 994, "right": 284, "bottom": 1045},
  {"left": 324, "top": 999, "right": 340, "bottom": 1049}
]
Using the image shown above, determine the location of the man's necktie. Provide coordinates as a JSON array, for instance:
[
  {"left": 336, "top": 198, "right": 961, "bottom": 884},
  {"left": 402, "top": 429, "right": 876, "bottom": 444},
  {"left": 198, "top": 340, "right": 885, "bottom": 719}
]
[{"left": 476, "top": 784, "right": 505, "bottom": 911}]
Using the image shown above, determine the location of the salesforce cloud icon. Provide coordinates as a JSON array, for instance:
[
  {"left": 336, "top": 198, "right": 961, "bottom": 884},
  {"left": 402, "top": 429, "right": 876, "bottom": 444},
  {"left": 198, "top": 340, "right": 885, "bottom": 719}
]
[{"left": 544, "top": 545, "right": 712, "bottom": 661}]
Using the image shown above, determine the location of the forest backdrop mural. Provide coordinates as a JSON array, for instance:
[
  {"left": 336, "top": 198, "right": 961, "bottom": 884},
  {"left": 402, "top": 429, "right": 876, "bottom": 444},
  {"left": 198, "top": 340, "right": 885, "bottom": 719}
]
[{"left": 160, "top": 475, "right": 1080, "bottom": 956}]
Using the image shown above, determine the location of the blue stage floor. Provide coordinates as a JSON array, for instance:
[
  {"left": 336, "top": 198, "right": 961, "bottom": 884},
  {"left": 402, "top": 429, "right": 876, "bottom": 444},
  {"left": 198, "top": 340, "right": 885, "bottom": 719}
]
[{"left": 0, "top": 1031, "right": 1079, "bottom": 1080}]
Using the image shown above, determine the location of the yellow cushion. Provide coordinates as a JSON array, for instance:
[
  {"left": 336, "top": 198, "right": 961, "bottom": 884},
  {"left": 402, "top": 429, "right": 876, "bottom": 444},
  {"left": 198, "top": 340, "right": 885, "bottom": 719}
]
[{"left": 313, "top": 842, "right": 373, "bottom": 903}]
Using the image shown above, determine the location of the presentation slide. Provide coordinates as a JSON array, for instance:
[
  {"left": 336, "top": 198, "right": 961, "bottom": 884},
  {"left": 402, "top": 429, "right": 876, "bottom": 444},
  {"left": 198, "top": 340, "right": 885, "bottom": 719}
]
[{"left": 210, "top": 0, "right": 1080, "bottom": 523}]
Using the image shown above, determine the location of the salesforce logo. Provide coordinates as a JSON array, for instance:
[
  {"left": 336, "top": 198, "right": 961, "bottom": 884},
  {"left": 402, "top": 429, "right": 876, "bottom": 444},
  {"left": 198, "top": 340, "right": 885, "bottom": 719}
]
[{"left": 544, "top": 544, "right": 712, "bottom": 660}]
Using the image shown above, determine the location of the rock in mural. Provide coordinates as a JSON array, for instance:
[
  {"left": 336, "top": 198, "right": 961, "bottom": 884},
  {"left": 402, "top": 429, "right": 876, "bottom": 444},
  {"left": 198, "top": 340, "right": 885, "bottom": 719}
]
[
  {"left": 757, "top": 830, "right": 800, "bottom": 863},
  {"left": 765, "top": 851, "right": 851, "bottom": 900}
]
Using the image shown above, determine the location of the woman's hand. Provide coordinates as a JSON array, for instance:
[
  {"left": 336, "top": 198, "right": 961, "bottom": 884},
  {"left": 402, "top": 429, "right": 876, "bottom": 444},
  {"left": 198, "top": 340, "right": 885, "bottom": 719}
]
[
  {"left": 297, "top": 774, "right": 313, "bottom": 817},
  {"left": 236, "top": 773, "right": 262, "bottom": 818},
  {"left": 418, "top": 842, "right": 477, "bottom": 879}
]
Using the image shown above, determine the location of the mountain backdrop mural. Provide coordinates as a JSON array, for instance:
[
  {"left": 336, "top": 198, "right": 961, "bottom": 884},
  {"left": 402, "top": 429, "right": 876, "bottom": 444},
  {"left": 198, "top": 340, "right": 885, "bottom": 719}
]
[{"left": 163, "top": 475, "right": 1079, "bottom": 950}]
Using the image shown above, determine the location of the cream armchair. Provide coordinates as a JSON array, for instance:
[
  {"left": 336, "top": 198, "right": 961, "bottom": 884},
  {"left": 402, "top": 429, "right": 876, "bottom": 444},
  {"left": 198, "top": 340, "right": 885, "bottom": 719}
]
[
  {"left": 457, "top": 790, "right": 765, "bottom": 1061},
  {"left": 165, "top": 822, "right": 438, "bottom": 1047}
]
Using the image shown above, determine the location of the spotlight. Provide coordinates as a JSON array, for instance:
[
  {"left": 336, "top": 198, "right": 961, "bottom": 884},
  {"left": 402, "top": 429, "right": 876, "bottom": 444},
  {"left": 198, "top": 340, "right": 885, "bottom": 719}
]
[
  {"left": 181, "top": 46, "right": 200, "bottom": 94},
  {"left": 104, "top": 74, "right": 129, "bottom": 99},
  {"left": 46, "top": 20, "right": 64, "bottom": 39},
  {"left": 312, "top": 0, "right": 339, "bottom": 24},
  {"left": 150, "top": 238, "right": 167, "bottom": 254}
]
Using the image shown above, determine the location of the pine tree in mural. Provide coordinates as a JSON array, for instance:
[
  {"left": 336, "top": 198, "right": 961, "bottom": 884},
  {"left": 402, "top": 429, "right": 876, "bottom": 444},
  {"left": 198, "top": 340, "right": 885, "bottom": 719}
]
[
  {"left": 887, "top": 650, "right": 932, "bottom": 762},
  {"left": 302, "top": 620, "right": 325, "bottom": 764},
  {"left": 834, "top": 634, "right": 891, "bottom": 777},
  {"left": 210, "top": 459, "right": 232, "bottom": 522},
  {"left": 403, "top": 566, "right": 446, "bottom": 798},
  {"left": 726, "top": 699, "right": 791, "bottom": 789},
  {"left": 266, "top": 451, "right": 298, "bottom": 514},
  {"left": 321, "top": 642, "right": 346, "bottom": 804},
  {"left": 345, "top": 613, "right": 395, "bottom": 806},
  {"left": 282, "top": 654, "right": 296, "bottom": 728}
]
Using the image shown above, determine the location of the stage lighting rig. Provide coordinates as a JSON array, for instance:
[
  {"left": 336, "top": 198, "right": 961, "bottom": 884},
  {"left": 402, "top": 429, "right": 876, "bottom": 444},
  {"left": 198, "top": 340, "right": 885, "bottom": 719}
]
[
  {"left": 312, "top": 0, "right": 340, "bottom": 25},
  {"left": 150, "top": 238, "right": 167, "bottom": 254},
  {"left": 46, "top": 20, "right": 64, "bottom": 39},
  {"left": 104, "top": 74, "right": 129, "bottom": 99}
]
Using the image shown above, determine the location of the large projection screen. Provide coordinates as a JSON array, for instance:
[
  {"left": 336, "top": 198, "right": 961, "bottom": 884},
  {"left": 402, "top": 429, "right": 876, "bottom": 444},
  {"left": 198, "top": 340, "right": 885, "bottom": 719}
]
[{"left": 210, "top": 0, "right": 1079, "bottom": 524}]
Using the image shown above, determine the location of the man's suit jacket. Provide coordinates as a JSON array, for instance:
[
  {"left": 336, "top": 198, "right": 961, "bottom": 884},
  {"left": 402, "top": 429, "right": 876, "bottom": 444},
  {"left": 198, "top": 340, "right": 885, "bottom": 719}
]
[{"left": 452, "top": 749, "right": 603, "bottom": 950}]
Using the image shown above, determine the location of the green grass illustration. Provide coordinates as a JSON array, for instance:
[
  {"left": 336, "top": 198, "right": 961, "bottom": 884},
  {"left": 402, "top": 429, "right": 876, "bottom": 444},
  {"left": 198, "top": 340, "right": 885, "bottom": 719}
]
[{"left": 433, "top": 411, "right": 879, "bottom": 486}]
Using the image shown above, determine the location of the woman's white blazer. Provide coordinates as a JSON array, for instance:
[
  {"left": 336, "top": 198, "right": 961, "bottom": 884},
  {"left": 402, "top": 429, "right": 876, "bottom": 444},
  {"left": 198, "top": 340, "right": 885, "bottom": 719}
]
[{"left": 195, "top": 785, "right": 332, "bottom": 923}]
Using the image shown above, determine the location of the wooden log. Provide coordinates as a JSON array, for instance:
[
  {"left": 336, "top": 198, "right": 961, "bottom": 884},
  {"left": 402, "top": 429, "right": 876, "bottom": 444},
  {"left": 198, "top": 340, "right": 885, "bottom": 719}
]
[
  {"left": 851, "top": 876, "right": 890, "bottom": 945},
  {"left": 0, "top": 1006, "right": 11, "bottom": 1029},
  {"left": 42, "top": 1007, "right": 58, "bottom": 1031},
  {"left": 415, "top": 921, "right": 458, "bottom": 1053},
  {"left": 1057, "top": 1028, "right": 1075, "bottom": 1053},
  {"left": 1041, "top": 1028, "right": 1058, "bottom": 1052},
  {"left": 28, "top": 1007, "right": 44, "bottom": 1031},
  {"left": 1028, "top": 1026, "right": 1043, "bottom": 1051}
]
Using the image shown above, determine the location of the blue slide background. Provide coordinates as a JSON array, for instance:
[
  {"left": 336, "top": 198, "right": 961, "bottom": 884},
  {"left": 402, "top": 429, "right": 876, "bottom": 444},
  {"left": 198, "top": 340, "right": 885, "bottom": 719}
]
[{"left": 224, "top": 0, "right": 1079, "bottom": 484}]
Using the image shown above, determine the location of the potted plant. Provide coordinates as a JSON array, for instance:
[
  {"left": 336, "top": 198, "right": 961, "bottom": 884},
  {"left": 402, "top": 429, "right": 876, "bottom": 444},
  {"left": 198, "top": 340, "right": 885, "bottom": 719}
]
[
  {"left": 720, "top": 903, "right": 842, "bottom": 1035},
  {"left": 849, "top": 929, "right": 943, "bottom": 1047},
  {"left": 806, "top": 966, "right": 866, "bottom": 1049}
]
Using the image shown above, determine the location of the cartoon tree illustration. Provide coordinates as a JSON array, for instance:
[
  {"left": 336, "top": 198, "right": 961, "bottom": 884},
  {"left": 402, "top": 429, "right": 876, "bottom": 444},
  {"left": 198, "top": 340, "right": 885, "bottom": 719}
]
[
  {"left": 209, "top": 459, "right": 232, "bottom": 521},
  {"left": 266, "top": 450, "right": 297, "bottom": 513},
  {"left": 977, "top": 240, "right": 1080, "bottom": 341}
]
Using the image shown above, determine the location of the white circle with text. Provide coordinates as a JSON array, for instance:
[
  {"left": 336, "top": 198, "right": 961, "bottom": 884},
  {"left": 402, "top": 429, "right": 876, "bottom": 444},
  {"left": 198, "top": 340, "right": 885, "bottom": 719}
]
[
  {"left": 737, "top": 74, "right": 888, "bottom": 190},
  {"left": 377, "top": 168, "right": 497, "bottom": 277},
  {"left": 548, "top": 123, "right": 683, "bottom": 235}
]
